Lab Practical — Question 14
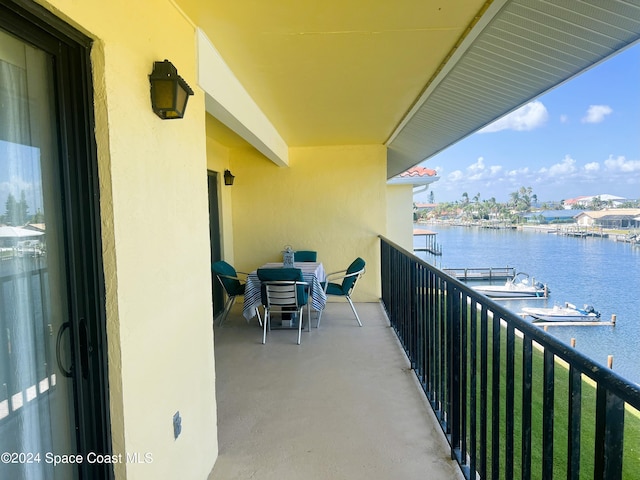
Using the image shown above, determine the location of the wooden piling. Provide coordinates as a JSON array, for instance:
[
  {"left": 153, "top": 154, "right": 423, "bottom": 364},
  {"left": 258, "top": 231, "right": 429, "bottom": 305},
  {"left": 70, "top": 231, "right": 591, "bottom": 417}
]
[{"left": 608, "top": 355, "right": 614, "bottom": 369}]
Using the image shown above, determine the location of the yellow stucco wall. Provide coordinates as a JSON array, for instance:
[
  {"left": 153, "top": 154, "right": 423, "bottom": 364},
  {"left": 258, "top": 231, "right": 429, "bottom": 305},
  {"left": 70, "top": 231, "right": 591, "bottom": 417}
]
[
  {"left": 41, "top": 1, "right": 218, "bottom": 479},
  {"left": 386, "top": 185, "right": 415, "bottom": 252},
  {"left": 227, "top": 144, "right": 386, "bottom": 302}
]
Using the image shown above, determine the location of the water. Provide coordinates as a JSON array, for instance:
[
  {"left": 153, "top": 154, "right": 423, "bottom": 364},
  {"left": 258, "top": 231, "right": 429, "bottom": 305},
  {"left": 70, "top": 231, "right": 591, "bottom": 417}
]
[{"left": 414, "top": 224, "right": 640, "bottom": 384}]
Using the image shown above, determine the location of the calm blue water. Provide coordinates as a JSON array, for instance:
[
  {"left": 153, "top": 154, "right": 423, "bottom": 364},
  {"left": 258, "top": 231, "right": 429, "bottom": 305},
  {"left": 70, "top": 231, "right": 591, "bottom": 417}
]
[{"left": 414, "top": 224, "right": 640, "bottom": 384}]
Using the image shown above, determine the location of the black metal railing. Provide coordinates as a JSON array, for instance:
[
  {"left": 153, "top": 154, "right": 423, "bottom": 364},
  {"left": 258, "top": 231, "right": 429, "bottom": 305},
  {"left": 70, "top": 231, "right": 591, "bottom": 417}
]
[{"left": 380, "top": 236, "right": 640, "bottom": 479}]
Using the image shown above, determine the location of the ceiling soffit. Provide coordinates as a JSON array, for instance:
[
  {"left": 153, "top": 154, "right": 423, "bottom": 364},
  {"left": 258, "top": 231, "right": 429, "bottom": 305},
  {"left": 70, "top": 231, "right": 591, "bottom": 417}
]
[{"left": 386, "top": 0, "right": 640, "bottom": 177}]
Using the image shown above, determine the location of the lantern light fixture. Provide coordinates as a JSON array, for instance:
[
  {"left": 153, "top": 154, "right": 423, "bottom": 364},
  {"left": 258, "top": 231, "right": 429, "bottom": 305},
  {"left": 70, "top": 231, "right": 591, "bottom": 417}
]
[
  {"left": 149, "top": 59, "right": 194, "bottom": 119},
  {"left": 224, "top": 170, "right": 235, "bottom": 186}
]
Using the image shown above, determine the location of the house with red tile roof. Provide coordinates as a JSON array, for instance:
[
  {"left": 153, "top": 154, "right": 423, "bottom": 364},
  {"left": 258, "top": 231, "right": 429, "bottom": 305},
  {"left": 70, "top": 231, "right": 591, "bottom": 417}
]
[{"left": 563, "top": 194, "right": 627, "bottom": 209}]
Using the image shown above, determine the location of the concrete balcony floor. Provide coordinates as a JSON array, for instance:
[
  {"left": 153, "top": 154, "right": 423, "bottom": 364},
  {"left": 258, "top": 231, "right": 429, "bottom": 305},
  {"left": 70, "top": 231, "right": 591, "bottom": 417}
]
[{"left": 208, "top": 302, "right": 463, "bottom": 480}]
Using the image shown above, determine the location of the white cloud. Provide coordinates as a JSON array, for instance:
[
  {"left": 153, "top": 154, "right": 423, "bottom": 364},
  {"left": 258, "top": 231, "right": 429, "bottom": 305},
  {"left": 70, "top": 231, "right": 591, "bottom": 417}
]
[
  {"left": 468, "top": 157, "right": 485, "bottom": 173},
  {"left": 479, "top": 101, "right": 549, "bottom": 133},
  {"left": 581, "top": 105, "right": 612, "bottom": 124},
  {"left": 584, "top": 162, "right": 600, "bottom": 172},
  {"left": 560, "top": 114, "right": 569, "bottom": 123},
  {"left": 603, "top": 155, "right": 640, "bottom": 172},
  {"left": 465, "top": 157, "right": 505, "bottom": 181},
  {"left": 547, "top": 155, "right": 578, "bottom": 176},
  {"left": 447, "top": 170, "right": 464, "bottom": 182},
  {"left": 506, "top": 167, "right": 530, "bottom": 177}
]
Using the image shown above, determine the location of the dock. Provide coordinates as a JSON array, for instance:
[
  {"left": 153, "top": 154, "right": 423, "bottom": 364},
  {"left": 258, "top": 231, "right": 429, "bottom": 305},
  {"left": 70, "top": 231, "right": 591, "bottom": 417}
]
[
  {"left": 413, "top": 229, "right": 441, "bottom": 255},
  {"left": 444, "top": 266, "right": 515, "bottom": 281},
  {"left": 530, "top": 320, "right": 615, "bottom": 328},
  {"left": 518, "top": 313, "right": 617, "bottom": 328}
]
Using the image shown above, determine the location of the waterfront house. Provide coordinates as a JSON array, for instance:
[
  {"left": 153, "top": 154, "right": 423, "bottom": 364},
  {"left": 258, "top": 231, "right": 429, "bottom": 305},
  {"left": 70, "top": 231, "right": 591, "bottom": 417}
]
[
  {"left": 2, "top": 1, "right": 640, "bottom": 479},
  {"left": 575, "top": 209, "right": 640, "bottom": 229}
]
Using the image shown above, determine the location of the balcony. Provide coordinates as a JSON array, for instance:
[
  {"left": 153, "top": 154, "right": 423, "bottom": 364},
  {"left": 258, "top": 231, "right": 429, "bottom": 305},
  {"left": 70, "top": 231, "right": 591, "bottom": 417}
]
[
  {"left": 209, "top": 302, "right": 463, "bottom": 480},
  {"left": 209, "top": 237, "right": 640, "bottom": 479}
]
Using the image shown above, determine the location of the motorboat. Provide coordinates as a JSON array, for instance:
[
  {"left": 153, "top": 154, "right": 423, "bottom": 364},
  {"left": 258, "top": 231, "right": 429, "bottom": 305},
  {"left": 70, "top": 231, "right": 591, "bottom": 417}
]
[
  {"left": 473, "top": 272, "right": 549, "bottom": 298},
  {"left": 521, "top": 303, "right": 601, "bottom": 322}
]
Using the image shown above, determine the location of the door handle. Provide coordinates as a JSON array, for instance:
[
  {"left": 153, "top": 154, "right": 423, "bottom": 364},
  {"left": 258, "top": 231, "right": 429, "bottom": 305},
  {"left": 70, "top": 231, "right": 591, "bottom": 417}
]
[{"left": 56, "top": 322, "right": 73, "bottom": 378}]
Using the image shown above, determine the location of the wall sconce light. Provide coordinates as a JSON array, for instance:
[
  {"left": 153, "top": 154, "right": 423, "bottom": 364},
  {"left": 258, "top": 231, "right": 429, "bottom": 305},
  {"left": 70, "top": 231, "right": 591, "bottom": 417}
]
[
  {"left": 224, "top": 170, "right": 235, "bottom": 186},
  {"left": 149, "top": 59, "right": 194, "bottom": 119}
]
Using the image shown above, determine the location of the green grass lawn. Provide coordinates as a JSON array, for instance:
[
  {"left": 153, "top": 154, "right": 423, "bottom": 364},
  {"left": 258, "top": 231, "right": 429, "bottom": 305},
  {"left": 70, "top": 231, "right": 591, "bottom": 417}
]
[{"left": 465, "top": 311, "right": 640, "bottom": 479}]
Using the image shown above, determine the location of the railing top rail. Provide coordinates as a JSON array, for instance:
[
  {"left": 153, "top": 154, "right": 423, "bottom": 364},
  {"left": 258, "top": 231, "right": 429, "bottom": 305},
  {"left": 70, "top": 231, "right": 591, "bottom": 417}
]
[{"left": 379, "top": 235, "right": 640, "bottom": 409}]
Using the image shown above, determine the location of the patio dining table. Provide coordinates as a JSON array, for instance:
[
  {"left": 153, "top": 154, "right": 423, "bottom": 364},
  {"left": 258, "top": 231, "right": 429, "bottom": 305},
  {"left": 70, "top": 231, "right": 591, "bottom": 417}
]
[{"left": 243, "top": 262, "right": 327, "bottom": 321}]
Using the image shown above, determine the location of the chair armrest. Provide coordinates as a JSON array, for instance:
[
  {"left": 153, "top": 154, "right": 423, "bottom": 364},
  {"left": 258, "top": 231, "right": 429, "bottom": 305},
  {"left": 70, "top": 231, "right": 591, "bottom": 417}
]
[
  {"left": 324, "top": 269, "right": 348, "bottom": 282},
  {"left": 322, "top": 269, "right": 364, "bottom": 292},
  {"left": 325, "top": 269, "right": 362, "bottom": 283},
  {"left": 217, "top": 273, "right": 246, "bottom": 284}
]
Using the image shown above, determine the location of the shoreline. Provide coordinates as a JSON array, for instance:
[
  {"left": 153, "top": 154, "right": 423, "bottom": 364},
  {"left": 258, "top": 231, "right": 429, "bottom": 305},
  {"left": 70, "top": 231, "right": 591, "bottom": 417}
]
[{"left": 417, "top": 219, "right": 639, "bottom": 244}]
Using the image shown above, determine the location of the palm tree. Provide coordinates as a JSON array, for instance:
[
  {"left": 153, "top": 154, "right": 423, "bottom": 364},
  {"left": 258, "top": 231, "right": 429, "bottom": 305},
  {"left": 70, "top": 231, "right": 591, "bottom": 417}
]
[{"left": 509, "top": 191, "right": 520, "bottom": 209}]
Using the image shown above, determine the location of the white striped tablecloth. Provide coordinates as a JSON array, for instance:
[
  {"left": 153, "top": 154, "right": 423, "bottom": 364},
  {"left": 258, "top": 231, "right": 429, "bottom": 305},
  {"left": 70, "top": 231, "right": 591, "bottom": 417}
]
[{"left": 243, "top": 262, "right": 326, "bottom": 321}]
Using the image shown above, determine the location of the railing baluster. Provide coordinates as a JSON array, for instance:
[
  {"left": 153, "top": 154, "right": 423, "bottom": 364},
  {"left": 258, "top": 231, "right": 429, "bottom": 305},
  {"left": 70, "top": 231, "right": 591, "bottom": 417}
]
[
  {"left": 568, "top": 362, "right": 581, "bottom": 480},
  {"left": 491, "top": 313, "right": 501, "bottom": 479},
  {"left": 460, "top": 292, "right": 468, "bottom": 468},
  {"left": 469, "top": 299, "right": 477, "bottom": 477},
  {"left": 521, "top": 335, "right": 533, "bottom": 480},
  {"left": 450, "top": 284, "right": 461, "bottom": 459},
  {"left": 480, "top": 305, "right": 488, "bottom": 479},
  {"left": 436, "top": 276, "right": 444, "bottom": 417},
  {"left": 410, "top": 258, "right": 417, "bottom": 370},
  {"left": 543, "top": 349, "right": 555, "bottom": 479},
  {"left": 594, "top": 386, "right": 625, "bottom": 479},
  {"left": 505, "top": 323, "right": 515, "bottom": 480}
]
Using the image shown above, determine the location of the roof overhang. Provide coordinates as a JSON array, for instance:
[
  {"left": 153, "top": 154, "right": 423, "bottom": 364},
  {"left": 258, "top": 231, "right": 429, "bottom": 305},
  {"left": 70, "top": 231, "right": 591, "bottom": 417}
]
[{"left": 386, "top": 0, "right": 640, "bottom": 177}]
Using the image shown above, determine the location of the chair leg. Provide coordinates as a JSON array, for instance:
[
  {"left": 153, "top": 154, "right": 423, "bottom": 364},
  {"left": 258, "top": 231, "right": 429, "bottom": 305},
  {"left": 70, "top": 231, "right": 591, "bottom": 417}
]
[
  {"left": 297, "top": 308, "right": 303, "bottom": 345},
  {"left": 316, "top": 306, "right": 324, "bottom": 328},
  {"left": 346, "top": 296, "right": 363, "bottom": 327},
  {"left": 262, "top": 309, "right": 270, "bottom": 344},
  {"left": 307, "top": 303, "right": 311, "bottom": 332},
  {"left": 218, "top": 295, "right": 236, "bottom": 326},
  {"left": 255, "top": 307, "right": 263, "bottom": 327}
]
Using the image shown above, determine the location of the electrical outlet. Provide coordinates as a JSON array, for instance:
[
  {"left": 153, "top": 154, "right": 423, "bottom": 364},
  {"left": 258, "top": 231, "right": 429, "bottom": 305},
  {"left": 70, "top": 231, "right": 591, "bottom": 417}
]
[{"left": 173, "top": 411, "right": 182, "bottom": 439}]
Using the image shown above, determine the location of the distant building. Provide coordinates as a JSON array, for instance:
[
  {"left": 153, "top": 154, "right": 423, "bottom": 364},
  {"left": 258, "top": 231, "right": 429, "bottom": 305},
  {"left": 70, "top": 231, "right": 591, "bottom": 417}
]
[
  {"left": 414, "top": 202, "right": 437, "bottom": 211},
  {"left": 563, "top": 194, "right": 627, "bottom": 209},
  {"left": 574, "top": 209, "right": 640, "bottom": 228},
  {"left": 388, "top": 166, "right": 439, "bottom": 194}
]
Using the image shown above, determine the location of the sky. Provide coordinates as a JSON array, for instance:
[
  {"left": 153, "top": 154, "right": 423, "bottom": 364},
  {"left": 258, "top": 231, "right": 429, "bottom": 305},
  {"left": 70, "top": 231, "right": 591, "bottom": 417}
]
[
  {"left": 415, "top": 42, "right": 640, "bottom": 205},
  {"left": 0, "top": 141, "right": 43, "bottom": 215}
]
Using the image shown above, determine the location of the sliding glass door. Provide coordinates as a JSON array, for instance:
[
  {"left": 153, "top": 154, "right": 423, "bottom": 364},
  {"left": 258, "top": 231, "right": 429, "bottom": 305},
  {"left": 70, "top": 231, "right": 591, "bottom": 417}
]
[{"left": 0, "top": 1, "right": 110, "bottom": 479}]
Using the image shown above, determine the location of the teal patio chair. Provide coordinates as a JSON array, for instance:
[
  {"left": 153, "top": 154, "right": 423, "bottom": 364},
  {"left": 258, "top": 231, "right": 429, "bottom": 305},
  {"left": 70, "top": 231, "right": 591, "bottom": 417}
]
[
  {"left": 293, "top": 250, "right": 317, "bottom": 262},
  {"left": 257, "top": 268, "right": 309, "bottom": 344},
  {"left": 212, "top": 261, "right": 261, "bottom": 327},
  {"left": 318, "top": 257, "right": 366, "bottom": 327}
]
